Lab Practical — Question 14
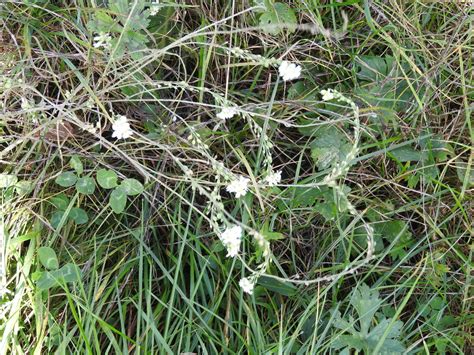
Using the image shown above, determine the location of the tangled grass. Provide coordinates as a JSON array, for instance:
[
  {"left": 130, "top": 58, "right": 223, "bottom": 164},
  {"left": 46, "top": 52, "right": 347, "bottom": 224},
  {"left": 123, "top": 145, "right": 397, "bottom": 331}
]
[{"left": 0, "top": 0, "right": 472, "bottom": 353}]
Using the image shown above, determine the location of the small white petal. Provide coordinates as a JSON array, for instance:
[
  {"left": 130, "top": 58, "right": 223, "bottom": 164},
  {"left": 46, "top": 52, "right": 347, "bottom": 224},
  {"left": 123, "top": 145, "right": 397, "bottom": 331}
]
[
  {"left": 278, "top": 61, "right": 302, "bottom": 81},
  {"left": 264, "top": 170, "right": 282, "bottom": 187},
  {"left": 239, "top": 277, "right": 255, "bottom": 294},
  {"left": 111, "top": 115, "right": 133, "bottom": 140},
  {"left": 217, "top": 107, "right": 238, "bottom": 120},
  {"left": 220, "top": 225, "right": 242, "bottom": 257},
  {"left": 320, "top": 89, "right": 335, "bottom": 101},
  {"left": 226, "top": 176, "right": 249, "bottom": 198}
]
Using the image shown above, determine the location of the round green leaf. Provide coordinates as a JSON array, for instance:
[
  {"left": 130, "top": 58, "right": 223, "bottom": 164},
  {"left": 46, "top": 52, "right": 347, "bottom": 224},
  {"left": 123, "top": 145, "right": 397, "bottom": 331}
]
[
  {"left": 50, "top": 211, "right": 67, "bottom": 229},
  {"left": 59, "top": 263, "right": 81, "bottom": 283},
  {"left": 70, "top": 155, "right": 83, "bottom": 175},
  {"left": 75, "top": 177, "right": 96, "bottom": 195},
  {"left": 96, "top": 169, "right": 118, "bottom": 189},
  {"left": 14, "top": 180, "right": 33, "bottom": 195},
  {"left": 69, "top": 207, "right": 89, "bottom": 225},
  {"left": 120, "top": 178, "right": 144, "bottom": 196},
  {"left": 38, "top": 246, "right": 59, "bottom": 270},
  {"left": 110, "top": 187, "right": 127, "bottom": 214},
  {"left": 36, "top": 271, "right": 57, "bottom": 290},
  {"left": 0, "top": 173, "right": 18, "bottom": 188},
  {"left": 50, "top": 193, "right": 70, "bottom": 211},
  {"left": 55, "top": 172, "right": 77, "bottom": 187}
]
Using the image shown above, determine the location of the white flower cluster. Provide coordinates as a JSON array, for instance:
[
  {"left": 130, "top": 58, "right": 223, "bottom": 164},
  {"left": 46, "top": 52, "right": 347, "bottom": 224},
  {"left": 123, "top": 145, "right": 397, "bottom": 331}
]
[
  {"left": 112, "top": 115, "right": 133, "bottom": 139},
  {"left": 320, "top": 89, "right": 336, "bottom": 101},
  {"left": 239, "top": 277, "right": 255, "bottom": 294},
  {"left": 150, "top": 0, "right": 160, "bottom": 16},
  {"left": 93, "top": 32, "right": 112, "bottom": 50},
  {"left": 217, "top": 107, "right": 238, "bottom": 120},
  {"left": 264, "top": 170, "right": 282, "bottom": 187},
  {"left": 278, "top": 61, "right": 302, "bottom": 81},
  {"left": 226, "top": 176, "right": 249, "bottom": 198},
  {"left": 220, "top": 225, "right": 242, "bottom": 257}
]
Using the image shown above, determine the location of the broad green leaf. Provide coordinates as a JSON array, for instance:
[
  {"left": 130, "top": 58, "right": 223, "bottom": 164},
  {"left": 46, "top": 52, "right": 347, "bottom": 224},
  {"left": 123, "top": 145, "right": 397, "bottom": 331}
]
[
  {"left": 310, "top": 126, "right": 352, "bottom": 170},
  {"left": 355, "top": 55, "right": 396, "bottom": 82},
  {"left": 110, "top": 187, "right": 127, "bottom": 213},
  {"left": 38, "top": 246, "right": 59, "bottom": 270},
  {"left": 332, "top": 334, "right": 365, "bottom": 351},
  {"left": 50, "top": 211, "right": 67, "bottom": 229},
  {"left": 36, "top": 264, "right": 81, "bottom": 290},
  {"left": 390, "top": 145, "right": 423, "bottom": 162},
  {"left": 96, "top": 169, "right": 118, "bottom": 189},
  {"left": 354, "top": 56, "right": 421, "bottom": 112},
  {"left": 331, "top": 284, "right": 406, "bottom": 353},
  {"left": 50, "top": 193, "right": 70, "bottom": 210},
  {"left": 120, "top": 178, "right": 144, "bottom": 196},
  {"left": 455, "top": 160, "right": 474, "bottom": 186},
  {"left": 287, "top": 81, "right": 317, "bottom": 101},
  {"left": 367, "top": 319, "right": 405, "bottom": 353},
  {"left": 70, "top": 155, "right": 83, "bottom": 174},
  {"left": 55, "top": 172, "right": 77, "bottom": 187},
  {"left": 36, "top": 271, "right": 57, "bottom": 290},
  {"left": 69, "top": 208, "right": 88, "bottom": 225},
  {"left": 14, "top": 180, "right": 33, "bottom": 195},
  {"left": 58, "top": 263, "right": 81, "bottom": 283},
  {"left": 75, "top": 177, "right": 96, "bottom": 195},
  {"left": 350, "top": 284, "right": 382, "bottom": 336},
  {"left": 0, "top": 173, "right": 18, "bottom": 188},
  {"left": 257, "top": 276, "right": 298, "bottom": 297},
  {"left": 292, "top": 186, "right": 325, "bottom": 208},
  {"left": 259, "top": 2, "right": 297, "bottom": 35}
]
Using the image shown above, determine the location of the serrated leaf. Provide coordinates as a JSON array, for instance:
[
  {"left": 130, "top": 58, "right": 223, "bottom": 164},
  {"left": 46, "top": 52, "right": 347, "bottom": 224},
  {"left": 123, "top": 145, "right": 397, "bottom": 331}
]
[
  {"left": 96, "top": 169, "right": 118, "bottom": 189},
  {"left": 75, "top": 177, "right": 96, "bottom": 195},
  {"left": 292, "top": 186, "right": 325, "bottom": 207},
  {"left": 351, "top": 284, "right": 382, "bottom": 336},
  {"left": 110, "top": 187, "right": 127, "bottom": 213},
  {"left": 69, "top": 207, "right": 88, "bottom": 225},
  {"left": 367, "top": 319, "right": 405, "bottom": 353},
  {"left": 331, "top": 335, "right": 366, "bottom": 351},
  {"left": 259, "top": 2, "right": 297, "bottom": 35},
  {"left": 70, "top": 155, "right": 83, "bottom": 175},
  {"left": 0, "top": 173, "right": 18, "bottom": 188},
  {"left": 55, "top": 172, "right": 77, "bottom": 187},
  {"left": 354, "top": 56, "right": 421, "bottom": 112},
  {"left": 310, "top": 126, "right": 352, "bottom": 170},
  {"left": 257, "top": 276, "right": 298, "bottom": 297},
  {"left": 120, "top": 178, "right": 143, "bottom": 196},
  {"left": 389, "top": 146, "right": 423, "bottom": 162},
  {"left": 38, "top": 246, "right": 59, "bottom": 270}
]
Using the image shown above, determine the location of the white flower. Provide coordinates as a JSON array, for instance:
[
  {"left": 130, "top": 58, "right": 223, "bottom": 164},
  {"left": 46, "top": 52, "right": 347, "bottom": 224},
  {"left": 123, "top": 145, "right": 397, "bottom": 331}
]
[
  {"left": 150, "top": 0, "right": 160, "bottom": 16},
  {"left": 278, "top": 61, "right": 302, "bottom": 81},
  {"left": 217, "top": 107, "right": 238, "bottom": 120},
  {"left": 226, "top": 176, "right": 249, "bottom": 198},
  {"left": 320, "top": 89, "right": 335, "bottom": 101},
  {"left": 239, "top": 277, "right": 255, "bottom": 294},
  {"left": 112, "top": 115, "right": 133, "bottom": 139},
  {"left": 220, "top": 225, "right": 242, "bottom": 257},
  {"left": 264, "top": 170, "right": 282, "bottom": 187},
  {"left": 93, "top": 32, "right": 112, "bottom": 50}
]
